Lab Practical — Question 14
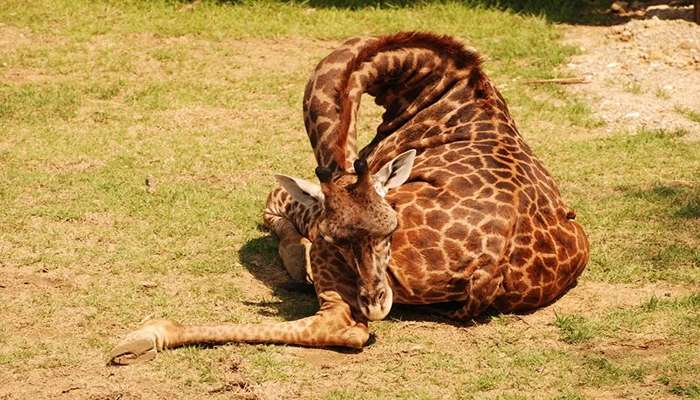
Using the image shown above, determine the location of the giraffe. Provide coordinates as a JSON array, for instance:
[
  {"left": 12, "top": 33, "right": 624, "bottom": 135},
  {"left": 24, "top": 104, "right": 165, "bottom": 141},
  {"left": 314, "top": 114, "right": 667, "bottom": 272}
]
[{"left": 108, "top": 32, "right": 589, "bottom": 365}]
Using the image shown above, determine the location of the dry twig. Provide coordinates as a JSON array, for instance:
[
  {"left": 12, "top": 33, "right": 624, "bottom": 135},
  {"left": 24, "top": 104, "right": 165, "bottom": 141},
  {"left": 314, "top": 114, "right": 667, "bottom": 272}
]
[{"left": 524, "top": 77, "right": 591, "bottom": 85}]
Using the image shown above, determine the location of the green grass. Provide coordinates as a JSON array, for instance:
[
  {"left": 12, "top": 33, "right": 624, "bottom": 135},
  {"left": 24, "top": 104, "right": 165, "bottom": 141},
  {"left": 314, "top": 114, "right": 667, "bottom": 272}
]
[
  {"left": 554, "top": 313, "right": 596, "bottom": 344},
  {"left": 654, "top": 87, "right": 671, "bottom": 100},
  {"left": 1, "top": 1, "right": 699, "bottom": 399},
  {"left": 554, "top": 293, "right": 700, "bottom": 345},
  {"left": 622, "top": 81, "right": 644, "bottom": 95},
  {"left": 674, "top": 106, "right": 700, "bottom": 124},
  {"left": 547, "top": 128, "right": 700, "bottom": 284}
]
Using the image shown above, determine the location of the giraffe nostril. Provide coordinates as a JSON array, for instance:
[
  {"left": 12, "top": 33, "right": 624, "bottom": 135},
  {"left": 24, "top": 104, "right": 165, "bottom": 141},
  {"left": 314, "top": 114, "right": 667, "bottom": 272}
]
[{"left": 377, "top": 289, "right": 386, "bottom": 303}]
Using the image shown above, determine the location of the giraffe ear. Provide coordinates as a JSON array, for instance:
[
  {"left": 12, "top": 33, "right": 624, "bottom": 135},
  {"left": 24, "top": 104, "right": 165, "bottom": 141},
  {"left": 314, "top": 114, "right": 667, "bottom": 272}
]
[
  {"left": 373, "top": 149, "right": 417, "bottom": 197},
  {"left": 275, "top": 175, "right": 325, "bottom": 207}
]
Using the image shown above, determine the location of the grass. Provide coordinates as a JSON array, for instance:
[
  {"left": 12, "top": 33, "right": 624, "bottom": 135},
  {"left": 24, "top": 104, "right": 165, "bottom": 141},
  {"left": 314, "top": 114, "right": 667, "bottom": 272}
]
[
  {"left": 553, "top": 293, "right": 700, "bottom": 345},
  {"left": 1, "top": 1, "right": 699, "bottom": 399},
  {"left": 554, "top": 313, "right": 596, "bottom": 344},
  {"left": 655, "top": 87, "right": 671, "bottom": 100},
  {"left": 674, "top": 106, "right": 700, "bottom": 124},
  {"left": 622, "top": 81, "right": 644, "bottom": 95}
]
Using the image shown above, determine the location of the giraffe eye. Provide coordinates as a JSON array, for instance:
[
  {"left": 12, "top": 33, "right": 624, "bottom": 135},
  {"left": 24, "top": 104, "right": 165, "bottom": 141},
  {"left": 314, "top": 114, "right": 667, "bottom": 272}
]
[{"left": 384, "top": 225, "right": 399, "bottom": 240}]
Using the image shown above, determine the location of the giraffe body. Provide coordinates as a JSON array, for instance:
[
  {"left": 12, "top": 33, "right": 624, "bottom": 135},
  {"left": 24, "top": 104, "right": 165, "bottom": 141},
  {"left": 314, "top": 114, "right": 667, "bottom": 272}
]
[{"left": 109, "top": 32, "right": 588, "bottom": 364}]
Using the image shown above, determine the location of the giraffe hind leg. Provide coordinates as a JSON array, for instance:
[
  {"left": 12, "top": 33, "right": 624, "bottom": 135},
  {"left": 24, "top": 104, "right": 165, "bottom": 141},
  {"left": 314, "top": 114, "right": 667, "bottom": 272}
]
[
  {"left": 264, "top": 188, "right": 314, "bottom": 284},
  {"left": 449, "top": 261, "right": 505, "bottom": 320},
  {"left": 280, "top": 235, "right": 313, "bottom": 284}
]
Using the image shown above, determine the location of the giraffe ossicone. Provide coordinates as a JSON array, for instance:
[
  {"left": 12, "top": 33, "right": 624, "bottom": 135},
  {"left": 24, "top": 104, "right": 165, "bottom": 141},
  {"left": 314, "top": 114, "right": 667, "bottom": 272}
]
[{"left": 109, "top": 31, "right": 589, "bottom": 365}]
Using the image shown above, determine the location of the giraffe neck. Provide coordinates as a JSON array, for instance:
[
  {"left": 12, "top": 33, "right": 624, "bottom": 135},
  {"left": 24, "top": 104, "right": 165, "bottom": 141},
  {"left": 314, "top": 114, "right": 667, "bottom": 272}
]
[
  {"left": 304, "top": 32, "right": 482, "bottom": 172},
  {"left": 291, "top": 201, "right": 323, "bottom": 241}
]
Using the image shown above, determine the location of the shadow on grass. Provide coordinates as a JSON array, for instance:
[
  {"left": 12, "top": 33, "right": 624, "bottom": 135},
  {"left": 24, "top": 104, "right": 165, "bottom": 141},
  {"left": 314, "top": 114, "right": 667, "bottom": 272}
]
[
  {"left": 238, "top": 233, "right": 318, "bottom": 321},
  {"left": 237, "top": 231, "right": 494, "bottom": 328},
  {"left": 615, "top": 183, "right": 700, "bottom": 273},
  {"left": 204, "top": 0, "right": 700, "bottom": 26},
  {"left": 622, "top": 183, "right": 700, "bottom": 219},
  {"left": 206, "top": 0, "right": 645, "bottom": 25}
]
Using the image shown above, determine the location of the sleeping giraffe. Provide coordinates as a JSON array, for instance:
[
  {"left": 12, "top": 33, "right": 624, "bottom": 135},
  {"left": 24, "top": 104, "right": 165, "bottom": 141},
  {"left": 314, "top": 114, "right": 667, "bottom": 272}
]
[{"left": 109, "top": 32, "right": 589, "bottom": 364}]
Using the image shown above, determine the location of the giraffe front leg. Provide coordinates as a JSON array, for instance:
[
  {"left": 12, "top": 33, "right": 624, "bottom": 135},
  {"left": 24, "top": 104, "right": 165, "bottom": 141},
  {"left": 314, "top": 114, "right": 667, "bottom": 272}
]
[
  {"left": 108, "top": 242, "right": 368, "bottom": 365},
  {"left": 108, "top": 319, "right": 177, "bottom": 365},
  {"left": 108, "top": 296, "right": 368, "bottom": 365},
  {"left": 450, "top": 261, "right": 505, "bottom": 320}
]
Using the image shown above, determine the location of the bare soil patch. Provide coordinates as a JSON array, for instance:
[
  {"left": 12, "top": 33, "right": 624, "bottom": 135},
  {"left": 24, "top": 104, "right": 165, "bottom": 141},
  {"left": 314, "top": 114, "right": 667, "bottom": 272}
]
[{"left": 563, "top": 4, "right": 700, "bottom": 139}]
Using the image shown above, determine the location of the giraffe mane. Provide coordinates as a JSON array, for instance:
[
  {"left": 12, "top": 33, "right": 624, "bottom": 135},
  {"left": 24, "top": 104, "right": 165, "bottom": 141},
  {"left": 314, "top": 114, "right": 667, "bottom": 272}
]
[{"left": 333, "top": 31, "right": 484, "bottom": 170}]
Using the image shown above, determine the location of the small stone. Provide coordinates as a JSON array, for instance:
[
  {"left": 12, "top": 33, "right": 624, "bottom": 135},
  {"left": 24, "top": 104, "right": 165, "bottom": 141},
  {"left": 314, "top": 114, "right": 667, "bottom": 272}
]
[
  {"left": 624, "top": 111, "right": 641, "bottom": 119},
  {"left": 145, "top": 176, "right": 156, "bottom": 194},
  {"left": 679, "top": 40, "right": 694, "bottom": 50},
  {"left": 619, "top": 30, "right": 633, "bottom": 42},
  {"left": 141, "top": 281, "right": 158, "bottom": 289},
  {"left": 648, "top": 50, "right": 663, "bottom": 60},
  {"left": 401, "top": 344, "right": 426, "bottom": 353},
  {"left": 611, "top": 1, "right": 628, "bottom": 13}
]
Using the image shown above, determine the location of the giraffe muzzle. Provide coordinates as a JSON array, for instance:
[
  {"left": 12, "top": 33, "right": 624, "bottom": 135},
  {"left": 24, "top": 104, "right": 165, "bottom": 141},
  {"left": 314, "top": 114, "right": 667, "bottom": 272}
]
[{"left": 358, "top": 285, "right": 393, "bottom": 321}]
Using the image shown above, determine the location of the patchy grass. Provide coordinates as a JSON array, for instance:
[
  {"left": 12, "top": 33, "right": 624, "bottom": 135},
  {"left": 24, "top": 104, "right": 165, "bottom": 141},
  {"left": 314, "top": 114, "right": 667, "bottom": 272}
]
[
  {"left": 553, "top": 293, "right": 700, "bottom": 346},
  {"left": 554, "top": 313, "right": 596, "bottom": 344},
  {"left": 1, "top": 1, "right": 698, "bottom": 399},
  {"left": 622, "top": 81, "right": 644, "bottom": 95},
  {"left": 547, "top": 128, "right": 700, "bottom": 285},
  {"left": 674, "top": 106, "right": 700, "bottom": 124},
  {"left": 654, "top": 87, "right": 671, "bottom": 100}
]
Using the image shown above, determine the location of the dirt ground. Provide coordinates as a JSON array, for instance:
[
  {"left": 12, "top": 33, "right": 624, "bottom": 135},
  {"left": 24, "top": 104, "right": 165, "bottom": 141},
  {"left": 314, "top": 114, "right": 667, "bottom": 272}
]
[
  {"left": 563, "top": 3, "right": 700, "bottom": 139},
  {"left": 0, "top": 277, "right": 691, "bottom": 400}
]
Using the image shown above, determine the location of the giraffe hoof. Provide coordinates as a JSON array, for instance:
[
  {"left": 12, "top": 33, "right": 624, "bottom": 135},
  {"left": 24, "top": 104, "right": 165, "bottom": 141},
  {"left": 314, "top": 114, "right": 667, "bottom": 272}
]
[
  {"left": 108, "top": 329, "right": 159, "bottom": 365},
  {"left": 342, "top": 325, "right": 370, "bottom": 349}
]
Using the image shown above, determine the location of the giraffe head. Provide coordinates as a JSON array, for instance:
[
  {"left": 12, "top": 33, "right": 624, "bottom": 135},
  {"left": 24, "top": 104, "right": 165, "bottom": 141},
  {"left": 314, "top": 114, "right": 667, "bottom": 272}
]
[{"left": 276, "top": 150, "right": 416, "bottom": 321}]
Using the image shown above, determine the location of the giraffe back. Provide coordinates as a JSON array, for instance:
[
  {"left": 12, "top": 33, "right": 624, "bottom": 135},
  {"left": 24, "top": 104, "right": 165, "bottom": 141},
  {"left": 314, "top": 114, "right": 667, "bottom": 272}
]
[{"left": 301, "top": 32, "right": 589, "bottom": 313}]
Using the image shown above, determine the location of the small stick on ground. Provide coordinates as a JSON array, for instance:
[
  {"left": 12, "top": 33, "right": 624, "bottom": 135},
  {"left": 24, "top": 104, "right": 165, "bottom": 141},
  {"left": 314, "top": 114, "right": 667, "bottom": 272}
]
[
  {"left": 60, "top": 386, "right": 82, "bottom": 394},
  {"left": 524, "top": 77, "right": 591, "bottom": 85}
]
